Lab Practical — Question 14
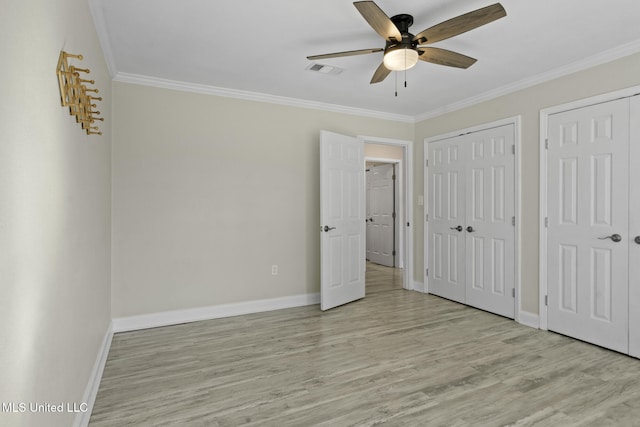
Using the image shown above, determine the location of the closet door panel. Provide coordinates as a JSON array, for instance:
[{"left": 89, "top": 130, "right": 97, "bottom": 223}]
[
  {"left": 465, "top": 126, "right": 516, "bottom": 318},
  {"left": 427, "top": 142, "right": 466, "bottom": 303},
  {"left": 547, "top": 98, "right": 629, "bottom": 353}
]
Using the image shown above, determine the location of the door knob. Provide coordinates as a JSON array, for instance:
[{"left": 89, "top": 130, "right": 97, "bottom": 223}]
[
  {"left": 634, "top": 236, "right": 640, "bottom": 245},
  {"left": 466, "top": 226, "right": 475, "bottom": 233},
  {"left": 598, "top": 233, "right": 622, "bottom": 242},
  {"left": 450, "top": 225, "right": 463, "bottom": 232},
  {"left": 323, "top": 225, "right": 336, "bottom": 232}
]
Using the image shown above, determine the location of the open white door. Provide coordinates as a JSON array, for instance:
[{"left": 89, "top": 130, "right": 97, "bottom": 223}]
[{"left": 320, "top": 130, "right": 365, "bottom": 311}]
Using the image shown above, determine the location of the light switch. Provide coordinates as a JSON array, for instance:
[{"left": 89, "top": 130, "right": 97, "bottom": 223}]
[{"left": 417, "top": 195, "right": 424, "bottom": 206}]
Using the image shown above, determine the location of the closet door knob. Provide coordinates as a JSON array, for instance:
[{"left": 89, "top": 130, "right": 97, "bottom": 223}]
[
  {"left": 450, "top": 225, "right": 463, "bottom": 232},
  {"left": 466, "top": 226, "right": 475, "bottom": 233},
  {"left": 635, "top": 236, "right": 640, "bottom": 245}
]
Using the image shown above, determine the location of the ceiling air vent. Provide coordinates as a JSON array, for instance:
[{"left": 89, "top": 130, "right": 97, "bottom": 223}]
[{"left": 306, "top": 63, "right": 343, "bottom": 76}]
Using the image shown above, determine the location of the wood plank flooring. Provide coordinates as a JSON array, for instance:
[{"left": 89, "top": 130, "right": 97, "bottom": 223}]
[
  {"left": 91, "top": 266, "right": 640, "bottom": 426},
  {"left": 365, "top": 261, "right": 403, "bottom": 294}
]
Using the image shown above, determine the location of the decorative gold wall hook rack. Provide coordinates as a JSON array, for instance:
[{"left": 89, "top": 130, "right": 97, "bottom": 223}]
[
  {"left": 56, "top": 50, "right": 104, "bottom": 136},
  {"left": 70, "top": 66, "right": 90, "bottom": 73}
]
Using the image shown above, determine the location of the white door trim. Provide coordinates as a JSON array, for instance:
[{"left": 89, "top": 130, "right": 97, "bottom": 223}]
[
  {"left": 539, "top": 84, "right": 640, "bottom": 330},
  {"left": 424, "top": 115, "right": 522, "bottom": 321},
  {"left": 630, "top": 95, "right": 640, "bottom": 358},
  {"left": 359, "top": 136, "right": 414, "bottom": 291}
]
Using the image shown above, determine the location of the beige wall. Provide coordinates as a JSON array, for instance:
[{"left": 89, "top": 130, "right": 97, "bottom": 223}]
[
  {"left": 111, "top": 82, "right": 414, "bottom": 317},
  {"left": 365, "top": 143, "right": 404, "bottom": 160},
  {"left": 0, "top": 1, "right": 112, "bottom": 426},
  {"left": 414, "top": 52, "right": 640, "bottom": 314},
  {"left": 113, "top": 52, "right": 640, "bottom": 319}
]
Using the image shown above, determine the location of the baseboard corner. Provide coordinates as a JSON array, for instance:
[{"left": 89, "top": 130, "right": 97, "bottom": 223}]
[
  {"left": 74, "top": 320, "right": 113, "bottom": 427},
  {"left": 412, "top": 280, "right": 426, "bottom": 293},
  {"left": 517, "top": 310, "right": 540, "bottom": 329}
]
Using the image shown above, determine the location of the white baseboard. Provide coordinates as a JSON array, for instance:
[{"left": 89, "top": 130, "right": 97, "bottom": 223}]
[
  {"left": 112, "top": 293, "right": 321, "bottom": 333},
  {"left": 74, "top": 321, "right": 113, "bottom": 427},
  {"left": 412, "top": 280, "right": 426, "bottom": 293},
  {"left": 517, "top": 310, "right": 540, "bottom": 329}
]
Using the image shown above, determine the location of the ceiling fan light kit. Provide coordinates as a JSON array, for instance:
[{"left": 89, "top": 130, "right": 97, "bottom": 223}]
[
  {"left": 383, "top": 46, "right": 418, "bottom": 71},
  {"left": 307, "top": 1, "right": 506, "bottom": 86}
]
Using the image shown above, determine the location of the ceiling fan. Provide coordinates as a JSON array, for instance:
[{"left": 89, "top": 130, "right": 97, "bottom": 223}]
[{"left": 307, "top": 1, "right": 506, "bottom": 84}]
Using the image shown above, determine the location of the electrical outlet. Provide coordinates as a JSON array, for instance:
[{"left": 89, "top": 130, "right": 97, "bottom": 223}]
[{"left": 271, "top": 265, "right": 278, "bottom": 275}]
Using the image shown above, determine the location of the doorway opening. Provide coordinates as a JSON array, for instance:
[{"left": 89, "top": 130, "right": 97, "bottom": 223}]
[
  {"left": 320, "top": 132, "right": 412, "bottom": 311},
  {"left": 364, "top": 139, "right": 411, "bottom": 295}
]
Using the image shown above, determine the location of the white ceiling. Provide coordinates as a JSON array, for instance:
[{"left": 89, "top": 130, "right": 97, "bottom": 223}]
[{"left": 90, "top": 0, "right": 640, "bottom": 120}]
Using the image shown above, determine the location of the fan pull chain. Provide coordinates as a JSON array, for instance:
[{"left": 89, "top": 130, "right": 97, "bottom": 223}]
[
  {"left": 395, "top": 72, "right": 398, "bottom": 97},
  {"left": 405, "top": 49, "right": 407, "bottom": 88}
]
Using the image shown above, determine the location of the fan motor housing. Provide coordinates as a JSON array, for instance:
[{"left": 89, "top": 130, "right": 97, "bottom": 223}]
[
  {"left": 389, "top": 14, "right": 417, "bottom": 49},
  {"left": 390, "top": 14, "right": 413, "bottom": 32}
]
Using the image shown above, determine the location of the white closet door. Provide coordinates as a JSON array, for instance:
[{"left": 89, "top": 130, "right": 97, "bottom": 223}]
[
  {"left": 547, "top": 98, "right": 630, "bottom": 353},
  {"left": 427, "top": 140, "right": 466, "bottom": 303},
  {"left": 464, "top": 125, "right": 516, "bottom": 318},
  {"left": 630, "top": 95, "right": 640, "bottom": 358}
]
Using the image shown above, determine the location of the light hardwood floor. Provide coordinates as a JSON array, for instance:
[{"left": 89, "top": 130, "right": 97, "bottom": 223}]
[
  {"left": 91, "top": 267, "right": 640, "bottom": 426},
  {"left": 366, "top": 261, "right": 403, "bottom": 294}
]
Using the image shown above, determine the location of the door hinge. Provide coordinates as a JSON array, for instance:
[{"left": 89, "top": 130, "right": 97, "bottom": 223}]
[
  {"left": 425, "top": 159, "right": 429, "bottom": 167},
  {"left": 392, "top": 212, "right": 396, "bottom": 219},
  {"left": 512, "top": 216, "right": 515, "bottom": 226},
  {"left": 425, "top": 213, "right": 429, "bottom": 221},
  {"left": 407, "top": 222, "right": 410, "bottom": 227},
  {"left": 545, "top": 295, "right": 548, "bottom": 306},
  {"left": 545, "top": 138, "right": 549, "bottom": 149},
  {"left": 512, "top": 288, "right": 515, "bottom": 298},
  {"left": 392, "top": 250, "right": 396, "bottom": 256},
  {"left": 512, "top": 144, "right": 515, "bottom": 155},
  {"left": 392, "top": 174, "right": 396, "bottom": 180},
  {"left": 426, "top": 268, "right": 429, "bottom": 277},
  {"left": 545, "top": 217, "right": 549, "bottom": 228}
]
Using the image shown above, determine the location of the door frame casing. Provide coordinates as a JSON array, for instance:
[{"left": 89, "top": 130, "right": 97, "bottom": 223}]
[
  {"left": 424, "top": 116, "right": 522, "bottom": 321},
  {"left": 359, "top": 136, "right": 413, "bottom": 291},
  {"left": 539, "top": 85, "right": 640, "bottom": 330}
]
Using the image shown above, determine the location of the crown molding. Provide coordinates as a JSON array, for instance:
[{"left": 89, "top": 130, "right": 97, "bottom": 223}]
[
  {"left": 91, "top": 0, "right": 640, "bottom": 127},
  {"left": 113, "top": 72, "right": 415, "bottom": 123},
  {"left": 115, "top": 38, "right": 640, "bottom": 125},
  {"left": 87, "top": 0, "right": 117, "bottom": 78},
  {"left": 415, "top": 39, "right": 640, "bottom": 122}
]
